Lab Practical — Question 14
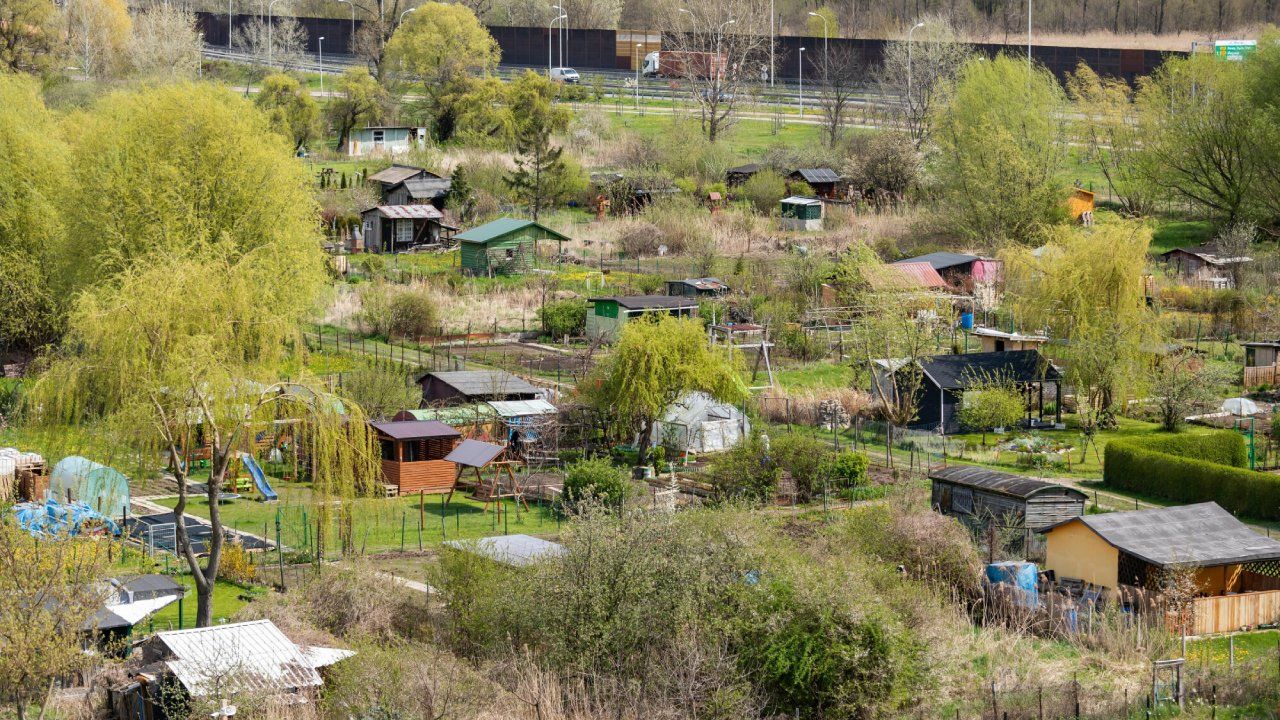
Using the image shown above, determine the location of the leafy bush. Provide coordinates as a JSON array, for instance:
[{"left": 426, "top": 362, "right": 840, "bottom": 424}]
[
  {"left": 771, "top": 432, "right": 834, "bottom": 501},
  {"left": 824, "top": 450, "right": 869, "bottom": 489},
  {"left": 537, "top": 298, "right": 587, "bottom": 339},
  {"left": 705, "top": 434, "right": 781, "bottom": 503},
  {"left": 739, "top": 171, "right": 788, "bottom": 214},
  {"left": 1103, "top": 431, "right": 1280, "bottom": 518},
  {"left": 356, "top": 283, "right": 440, "bottom": 340},
  {"left": 777, "top": 325, "right": 825, "bottom": 362},
  {"left": 562, "top": 457, "right": 630, "bottom": 510}
]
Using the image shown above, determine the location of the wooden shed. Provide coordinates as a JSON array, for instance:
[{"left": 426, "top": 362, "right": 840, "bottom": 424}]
[
  {"left": 370, "top": 420, "right": 462, "bottom": 496},
  {"left": 415, "top": 370, "right": 541, "bottom": 406},
  {"left": 929, "top": 465, "right": 1086, "bottom": 531},
  {"left": 455, "top": 218, "right": 570, "bottom": 275}
]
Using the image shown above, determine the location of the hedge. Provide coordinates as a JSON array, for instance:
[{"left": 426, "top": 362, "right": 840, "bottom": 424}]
[{"left": 1103, "top": 430, "right": 1280, "bottom": 519}]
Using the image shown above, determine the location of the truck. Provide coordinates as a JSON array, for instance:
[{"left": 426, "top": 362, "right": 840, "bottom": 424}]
[{"left": 641, "top": 51, "right": 726, "bottom": 79}]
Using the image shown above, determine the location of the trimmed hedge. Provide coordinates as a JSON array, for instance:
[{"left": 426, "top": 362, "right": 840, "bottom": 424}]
[{"left": 1104, "top": 430, "right": 1280, "bottom": 519}]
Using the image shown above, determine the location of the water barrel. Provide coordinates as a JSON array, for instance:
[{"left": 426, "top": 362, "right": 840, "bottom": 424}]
[{"left": 959, "top": 312, "right": 975, "bottom": 330}]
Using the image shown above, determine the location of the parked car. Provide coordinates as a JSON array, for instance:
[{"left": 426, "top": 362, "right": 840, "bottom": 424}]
[{"left": 550, "top": 67, "right": 580, "bottom": 83}]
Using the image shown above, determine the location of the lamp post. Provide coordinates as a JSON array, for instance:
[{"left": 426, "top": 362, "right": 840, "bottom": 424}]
[
  {"left": 227, "top": 0, "right": 233, "bottom": 50},
  {"left": 634, "top": 43, "right": 642, "bottom": 110},
  {"left": 769, "top": 0, "right": 774, "bottom": 86},
  {"left": 318, "top": 36, "right": 325, "bottom": 93},
  {"left": 807, "top": 12, "right": 828, "bottom": 75},
  {"left": 798, "top": 46, "right": 805, "bottom": 117},
  {"left": 552, "top": 5, "right": 565, "bottom": 69},
  {"left": 267, "top": 0, "right": 284, "bottom": 67},
  {"left": 399, "top": 7, "right": 416, "bottom": 23},
  {"left": 715, "top": 18, "right": 735, "bottom": 91},
  {"left": 548, "top": 13, "right": 565, "bottom": 77},
  {"left": 336, "top": 0, "right": 355, "bottom": 53},
  {"left": 907, "top": 21, "right": 924, "bottom": 108},
  {"left": 1027, "top": 0, "right": 1033, "bottom": 72}
]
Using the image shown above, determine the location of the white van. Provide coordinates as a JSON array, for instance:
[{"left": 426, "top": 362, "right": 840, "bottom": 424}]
[{"left": 550, "top": 67, "right": 580, "bottom": 83}]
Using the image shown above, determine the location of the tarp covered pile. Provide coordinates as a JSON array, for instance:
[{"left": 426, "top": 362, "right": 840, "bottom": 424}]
[{"left": 11, "top": 499, "right": 121, "bottom": 538}]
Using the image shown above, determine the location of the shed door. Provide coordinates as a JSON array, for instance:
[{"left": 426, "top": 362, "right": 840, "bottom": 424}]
[
  {"left": 951, "top": 487, "right": 973, "bottom": 514},
  {"left": 394, "top": 219, "right": 413, "bottom": 246}
]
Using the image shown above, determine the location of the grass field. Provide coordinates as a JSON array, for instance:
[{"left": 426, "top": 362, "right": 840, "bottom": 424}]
[
  {"left": 1150, "top": 219, "right": 1215, "bottom": 255},
  {"left": 773, "top": 360, "right": 855, "bottom": 392},
  {"left": 608, "top": 112, "right": 826, "bottom": 159}
]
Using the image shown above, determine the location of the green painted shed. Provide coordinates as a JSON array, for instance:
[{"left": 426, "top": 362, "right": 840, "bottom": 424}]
[{"left": 455, "top": 218, "right": 570, "bottom": 275}]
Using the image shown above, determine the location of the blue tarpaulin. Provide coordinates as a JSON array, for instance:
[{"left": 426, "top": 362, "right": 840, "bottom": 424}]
[
  {"left": 986, "top": 561, "right": 1040, "bottom": 609},
  {"left": 11, "top": 499, "right": 121, "bottom": 538}
]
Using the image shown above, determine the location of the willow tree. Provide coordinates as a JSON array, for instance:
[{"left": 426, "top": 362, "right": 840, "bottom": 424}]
[
  {"left": 1003, "top": 222, "right": 1161, "bottom": 438},
  {"left": 29, "top": 83, "right": 380, "bottom": 626},
  {"left": 585, "top": 316, "right": 745, "bottom": 465}
]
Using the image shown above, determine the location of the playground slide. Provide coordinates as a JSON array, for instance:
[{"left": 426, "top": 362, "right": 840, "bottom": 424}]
[{"left": 241, "top": 453, "right": 279, "bottom": 502}]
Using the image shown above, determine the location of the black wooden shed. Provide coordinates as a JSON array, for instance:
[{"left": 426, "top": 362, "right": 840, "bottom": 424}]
[{"left": 929, "top": 465, "right": 1087, "bottom": 531}]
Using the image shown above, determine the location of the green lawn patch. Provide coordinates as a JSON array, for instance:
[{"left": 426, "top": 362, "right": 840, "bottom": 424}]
[
  {"left": 1188, "top": 629, "right": 1280, "bottom": 666},
  {"left": 608, "top": 112, "right": 825, "bottom": 159},
  {"left": 1150, "top": 219, "right": 1215, "bottom": 255},
  {"left": 772, "top": 361, "right": 855, "bottom": 392}
]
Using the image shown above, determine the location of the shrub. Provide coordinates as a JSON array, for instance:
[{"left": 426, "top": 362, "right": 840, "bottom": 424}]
[
  {"left": 219, "top": 541, "right": 256, "bottom": 584},
  {"left": 824, "top": 450, "right": 869, "bottom": 489},
  {"left": 537, "top": 298, "right": 587, "bottom": 339},
  {"left": 386, "top": 287, "right": 440, "bottom": 340},
  {"left": 1103, "top": 431, "right": 1280, "bottom": 518},
  {"left": 705, "top": 434, "right": 781, "bottom": 503},
  {"left": 771, "top": 432, "right": 835, "bottom": 501},
  {"left": 777, "top": 325, "right": 825, "bottom": 362},
  {"left": 739, "top": 171, "right": 788, "bottom": 214},
  {"left": 562, "top": 457, "right": 630, "bottom": 510}
]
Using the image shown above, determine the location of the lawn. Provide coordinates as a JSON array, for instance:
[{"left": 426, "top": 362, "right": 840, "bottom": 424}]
[
  {"left": 772, "top": 360, "right": 855, "bottom": 392},
  {"left": 1187, "top": 629, "right": 1280, "bottom": 667},
  {"left": 608, "top": 112, "right": 825, "bottom": 159},
  {"left": 152, "top": 479, "right": 561, "bottom": 558},
  {"left": 1150, "top": 219, "right": 1214, "bottom": 255}
]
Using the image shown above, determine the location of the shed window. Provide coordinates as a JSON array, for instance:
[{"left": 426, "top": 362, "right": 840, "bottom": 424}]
[
  {"left": 373, "top": 130, "right": 385, "bottom": 144},
  {"left": 505, "top": 248, "right": 515, "bottom": 258},
  {"left": 380, "top": 440, "right": 395, "bottom": 461},
  {"left": 951, "top": 487, "right": 973, "bottom": 514}
]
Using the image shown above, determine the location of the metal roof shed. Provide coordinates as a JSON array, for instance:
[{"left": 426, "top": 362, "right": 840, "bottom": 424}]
[
  {"left": 929, "top": 465, "right": 1086, "bottom": 531},
  {"left": 417, "top": 370, "right": 541, "bottom": 405}
]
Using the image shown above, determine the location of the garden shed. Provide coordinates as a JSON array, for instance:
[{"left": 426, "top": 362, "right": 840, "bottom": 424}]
[
  {"left": 585, "top": 296, "right": 700, "bottom": 342},
  {"left": 383, "top": 175, "right": 452, "bottom": 208},
  {"left": 789, "top": 168, "right": 842, "bottom": 198},
  {"left": 666, "top": 277, "right": 730, "bottom": 298},
  {"left": 346, "top": 126, "right": 428, "bottom": 156},
  {"left": 725, "top": 163, "right": 763, "bottom": 186},
  {"left": 929, "top": 465, "right": 1086, "bottom": 531},
  {"left": 416, "top": 370, "right": 542, "bottom": 406},
  {"left": 360, "top": 204, "right": 456, "bottom": 253},
  {"left": 368, "top": 164, "right": 436, "bottom": 198},
  {"left": 455, "top": 218, "right": 570, "bottom": 275},
  {"left": 370, "top": 419, "right": 463, "bottom": 496},
  {"left": 651, "top": 391, "right": 749, "bottom": 454},
  {"left": 779, "top": 196, "right": 823, "bottom": 231}
]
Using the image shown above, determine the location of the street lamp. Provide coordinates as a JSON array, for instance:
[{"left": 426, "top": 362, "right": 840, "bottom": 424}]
[
  {"left": 907, "top": 21, "right": 924, "bottom": 108},
  {"left": 227, "top": 0, "right": 233, "bottom": 51},
  {"left": 336, "top": 0, "right": 355, "bottom": 53},
  {"left": 318, "top": 36, "right": 325, "bottom": 93},
  {"left": 798, "top": 46, "right": 805, "bottom": 117},
  {"left": 267, "top": 0, "right": 284, "bottom": 67},
  {"left": 552, "top": 5, "right": 565, "bottom": 69},
  {"left": 548, "top": 14, "right": 566, "bottom": 77},
  {"left": 634, "top": 43, "right": 642, "bottom": 110},
  {"left": 769, "top": 0, "right": 774, "bottom": 86},
  {"left": 807, "top": 11, "right": 828, "bottom": 74},
  {"left": 1027, "top": 0, "right": 1033, "bottom": 72},
  {"left": 399, "top": 7, "right": 416, "bottom": 23},
  {"left": 715, "top": 18, "right": 735, "bottom": 86}
]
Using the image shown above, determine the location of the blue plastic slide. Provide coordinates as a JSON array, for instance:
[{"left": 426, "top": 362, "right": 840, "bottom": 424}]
[{"left": 241, "top": 453, "right": 279, "bottom": 502}]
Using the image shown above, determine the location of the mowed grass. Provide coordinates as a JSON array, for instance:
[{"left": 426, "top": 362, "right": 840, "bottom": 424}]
[
  {"left": 152, "top": 478, "right": 560, "bottom": 557},
  {"left": 609, "top": 112, "right": 825, "bottom": 158},
  {"left": 1150, "top": 219, "right": 1215, "bottom": 255},
  {"left": 772, "top": 360, "right": 855, "bottom": 392}
]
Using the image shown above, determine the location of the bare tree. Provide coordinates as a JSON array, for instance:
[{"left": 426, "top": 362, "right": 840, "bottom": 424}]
[
  {"left": 232, "top": 16, "right": 308, "bottom": 73},
  {"left": 1214, "top": 221, "right": 1256, "bottom": 290},
  {"left": 128, "top": 3, "right": 203, "bottom": 79},
  {"left": 352, "top": 0, "right": 412, "bottom": 82},
  {"left": 815, "top": 45, "right": 864, "bottom": 149},
  {"left": 1151, "top": 352, "right": 1233, "bottom": 432},
  {"left": 662, "top": 0, "right": 770, "bottom": 143},
  {"left": 875, "top": 16, "right": 971, "bottom": 147}
]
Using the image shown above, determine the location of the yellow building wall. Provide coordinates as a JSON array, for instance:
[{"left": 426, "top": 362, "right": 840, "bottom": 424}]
[
  {"left": 1195, "top": 564, "right": 1243, "bottom": 595},
  {"left": 1044, "top": 521, "right": 1119, "bottom": 588}
]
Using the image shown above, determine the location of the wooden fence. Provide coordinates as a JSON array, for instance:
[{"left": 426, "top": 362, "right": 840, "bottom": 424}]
[
  {"left": 1192, "top": 589, "right": 1280, "bottom": 635},
  {"left": 1244, "top": 365, "right": 1279, "bottom": 389}
]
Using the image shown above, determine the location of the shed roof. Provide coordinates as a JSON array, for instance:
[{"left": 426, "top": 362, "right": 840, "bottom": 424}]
[
  {"left": 455, "top": 218, "right": 570, "bottom": 244},
  {"left": 727, "top": 163, "right": 764, "bottom": 174},
  {"left": 364, "top": 204, "right": 443, "bottom": 220},
  {"left": 1160, "top": 243, "right": 1253, "bottom": 265},
  {"left": 1243, "top": 340, "right": 1280, "bottom": 349},
  {"left": 445, "top": 534, "right": 567, "bottom": 567},
  {"left": 395, "top": 405, "right": 498, "bottom": 424},
  {"left": 929, "top": 465, "right": 1086, "bottom": 502},
  {"left": 1046, "top": 502, "right": 1280, "bottom": 568},
  {"left": 154, "top": 619, "right": 352, "bottom": 697},
  {"left": 368, "top": 164, "right": 431, "bottom": 185},
  {"left": 793, "top": 168, "right": 841, "bottom": 183},
  {"left": 918, "top": 350, "right": 1058, "bottom": 390},
  {"left": 89, "top": 593, "right": 180, "bottom": 631},
  {"left": 590, "top": 295, "right": 700, "bottom": 310},
  {"left": 400, "top": 176, "right": 452, "bottom": 199},
  {"left": 780, "top": 195, "right": 822, "bottom": 206},
  {"left": 117, "top": 574, "right": 185, "bottom": 596},
  {"left": 670, "top": 277, "right": 729, "bottom": 291},
  {"left": 444, "top": 439, "right": 505, "bottom": 467},
  {"left": 971, "top": 326, "right": 1049, "bottom": 342},
  {"left": 867, "top": 262, "right": 947, "bottom": 291},
  {"left": 487, "top": 399, "right": 558, "bottom": 418},
  {"left": 894, "top": 251, "right": 980, "bottom": 271},
  {"left": 419, "top": 370, "right": 540, "bottom": 398},
  {"left": 369, "top": 419, "right": 462, "bottom": 440}
]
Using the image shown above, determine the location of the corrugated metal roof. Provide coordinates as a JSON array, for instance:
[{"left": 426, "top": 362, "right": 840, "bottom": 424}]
[
  {"left": 868, "top": 262, "right": 947, "bottom": 291},
  {"left": 422, "top": 371, "right": 540, "bottom": 398},
  {"left": 455, "top": 218, "right": 570, "bottom": 244},
  {"left": 589, "top": 295, "right": 700, "bottom": 310},
  {"left": 369, "top": 419, "right": 462, "bottom": 440},
  {"left": 487, "top": 399, "right": 557, "bottom": 418},
  {"left": 794, "top": 168, "right": 841, "bottom": 183},
  {"left": 894, "top": 251, "right": 979, "bottom": 271},
  {"left": 444, "top": 439, "right": 505, "bottom": 468},
  {"left": 445, "top": 534, "right": 567, "bottom": 567},
  {"left": 367, "top": 204, "right": 443, "bottom": 220},
  {"left": 780, "top": 195, "right": 822, "bottom": 205},
  {"left": 396, "top": 405, "right": 498, "bottom": 424},
  {"left": 918, "top": 350, "right": 1058, "bottom": 390},
  {"left": 929, "top": 465, "right": 1086, "bottom": 502},
  {"left": 368, "top": 164, "right": 429, "bottom": 185},
  {"left": 157, "top": 620, "right": 339, "bottom": 696},
  {"left": 1048, "top": 502, "right": 1280, "bottom": 568}
]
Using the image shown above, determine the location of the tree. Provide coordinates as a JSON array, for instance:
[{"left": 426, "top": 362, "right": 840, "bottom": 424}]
[
  {"left": 0, "top": 75, "right": 71, "bottom": 351},
  {"left": 504, "top": 71, "right": 572, "bottom": 220},
  {"left": 1004, "top": 222, "right": 1161, "bottom": 435},
  {"left": 705, "top": 433, "right": 780, "bottom": 502},
  {"left": 0, "top": 525, "right": 109, "bottom": 720},
  {"left": 327, "top": 67, "right": 389, "bottom": 153},
  {"left": 446, "top": 165, "right": 478, "bottom": 224},
  {"left": 930, "top": 54, "right": 1069, "bottom": 244},
  {"left": 1065, "top": 63, "right": 1156, "bottom": 215},
  {"left": 233, "top": 16, "right": 308, "bottom": 75},
  {"left": 384, "top": 2, "right": 499, "bottom": 133},
  {"left": 64, "top": 0, "right": 131, "bottom": 79},
  {"left": 956, "top": 376, "right": 1025, "bottom": 445},
  {"left": 585, "top": 315, "right": 745, "bottom": 465},
  {"left": 256, "top": 73, "right": 320, "bottom": 153},
  {"left": 0, "top": 0, "right": 62, "bottom": 75},
  {"left": 663, "top": 0, "right": 770, "bottom": 142},
  {"left": 1135, "top": 54, "right": 1257, "bottom": 223},
  {"left": 739, "top": 170, "right": 787, "bottom": 214},
  {"left": 341, "top": 362, "right": 421, "bottom": 421},
  {"left": 875, "top": 16, "right": 970, "bottom": 147},
  {"left": 35, "top": 84, "right": 380, "bottom": 626},
  {"left": 1214, "top": 221, "right": 1255, "bottom": 290},
  {"left": 562, "top": 457, "right": 631, "bottom": 510},
  {"left": 815, "top": 45, "right": 862, "bottom": 149},
  {"left": 843, "top": 131, "right": 919, "bottom": 206},
  {"left": 127, "top": 3, "right": 203, "bottom": 79},
  {"left": 1151, "top": 353, "right": 1233, "bottom": 432},
  {"left": 351, "top": 0, "right": 414, "bottom": 82}
]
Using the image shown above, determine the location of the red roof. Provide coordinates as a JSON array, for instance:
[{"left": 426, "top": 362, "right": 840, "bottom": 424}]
[{"left": 885, "top": 262, "right": 946, "bottom": 289}]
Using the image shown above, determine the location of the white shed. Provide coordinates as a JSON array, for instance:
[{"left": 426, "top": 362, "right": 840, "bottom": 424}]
[{"left": 651, "top": 392, "right": 748, "bottom": 454}]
